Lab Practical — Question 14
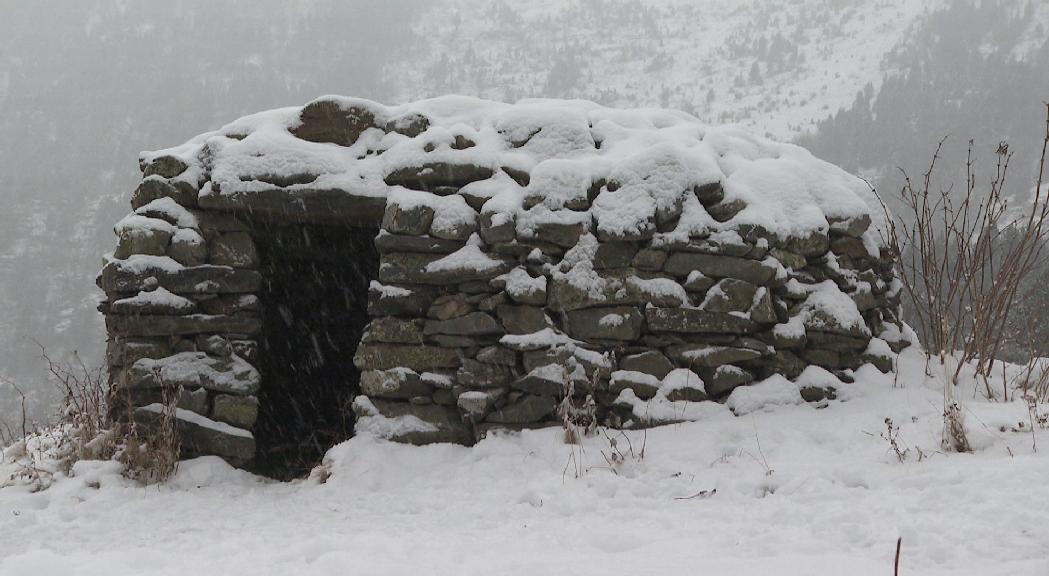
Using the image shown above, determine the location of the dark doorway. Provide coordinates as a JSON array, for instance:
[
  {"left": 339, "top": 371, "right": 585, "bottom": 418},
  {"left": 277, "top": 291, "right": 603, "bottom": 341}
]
[{"left": 249, "top": 222, "right": 379, "bottom": 479}]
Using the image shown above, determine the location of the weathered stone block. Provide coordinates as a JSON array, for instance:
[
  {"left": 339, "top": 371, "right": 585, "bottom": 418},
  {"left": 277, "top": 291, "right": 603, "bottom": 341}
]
[
  {"left": 485, "top": 394, "right": 556, "bottom": 424},
  {"left": 98, "top": 260, "right": 260, "bottom": 295},
  {"left": 368, "top": 282, "right": 434, "bottom": 317},
  {"left": 375, "top": 232, "right": 463, "bottom": 254},
  {"left": 211, "top": 394, "right": 259, "bottom": 428},
  {"left": 364, "top": 317, "right": 425, "bottom": 344},
  {"left": 106, "top": 313, "right": 261, "bottom": 337},
  {"left": 456, "top": 359, "right": 513, "bottom": 388},
  {"left": 385, "top": 162, "right": 495, "bottom": 192},
  {"left": 132, "top": 177, "right": 198, "bottom": 210},
  {"left": 663, "top": 253, "right": 776, "bottom": 285},
  {"left": 427, "top": 294, "right": 474, "bottom": 320},
  {"left": 360, "top": 368, "right": 433, "bottom": 399},
  {"left": 511, "top": 365, "right": 567, "bottom": 397},
  {"left": 702, "top": 365, "right": 754, "bottom": 396},
  {"left": 609, "top": 370, "right": 661, "bottom": 400},
  {"left": 209, "top": 232, "right": 258, "bottom": 268},
  {"left": 135, "top": 405, "right": 255, "bottom": 465},
  {"left": 593, "top": 241, "right": 638, "bottom": 269},
  {"left": 619, "top": 351, "right": 674, "bottom": 380},
  {"left": 496, "top": 304, "right": 549, "bottom": 335},
  {"left": 354, "top": 343, "right": 461, "bottom": 371},
  {"left": 566, "top": 306, "right": 643, "bottom": 341},
  {"left": 379, "top": 252, "right": 514, "bottom": 285},
  {"left": 424, "top": 312, "right": 504, "bottom": 337},
  {"left": 645, "top": 307, "right": 757, "bottom": 334},
  {"left": 354, "top": 398, "right": 472, "bottom": 445},
  {"left": 291, "top": 98, "right": 378, "bottom": 146},
  {"left": 125, "top": 351, "right": 261, "bottom": 395},
  {"left": 382, "top": 202, "right": 435, "bottom": 236},
  {"left": 664, "top": 344, "right": 763, "bottom": 367}
]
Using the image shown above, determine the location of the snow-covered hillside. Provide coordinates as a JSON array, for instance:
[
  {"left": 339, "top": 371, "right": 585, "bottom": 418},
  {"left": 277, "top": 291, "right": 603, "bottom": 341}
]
[
  {"left": 2, "top": 348, "right": 1048, "bottom": 575},
  {"left": 390, "top": 0, "right": 939, "bottom": 140}
]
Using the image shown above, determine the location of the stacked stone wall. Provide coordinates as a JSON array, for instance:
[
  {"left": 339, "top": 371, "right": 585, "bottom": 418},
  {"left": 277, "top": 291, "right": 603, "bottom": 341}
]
[{"left": 100, "top": 95, "right": 909, "bottom": 467}]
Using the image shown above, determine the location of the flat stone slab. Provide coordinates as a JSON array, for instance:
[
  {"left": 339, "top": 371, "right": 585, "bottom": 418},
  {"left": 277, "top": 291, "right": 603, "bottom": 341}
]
[
  {"left": 198, "top": 187, "right": 387, "bottom": 227},
  {"left": 98, "top": 258, "right": 260, "bottom": 295},
  {"left": 645, "top": 307, "right": 757, "bottom": 334}
]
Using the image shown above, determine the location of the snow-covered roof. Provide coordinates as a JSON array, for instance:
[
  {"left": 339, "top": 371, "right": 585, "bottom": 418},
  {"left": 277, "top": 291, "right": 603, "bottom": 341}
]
[{"left": 142, "top": 95, "right": 884, "bottom": 249}]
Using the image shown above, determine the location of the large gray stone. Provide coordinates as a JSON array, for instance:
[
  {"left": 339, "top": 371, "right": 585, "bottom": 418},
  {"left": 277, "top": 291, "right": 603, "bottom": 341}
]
[
  {"left": 98, "top": 260, "right": 260, "bottom": 295},
  {"left": 142, "top": 155, "right": 188, "bottom": 179},
  {"left": 375, "top": 233, "right": 464, "bottom": 254},
  {"left": 363, "top": 317, "right": 425, "bottom": 344},
  {"left": 485, "top": 394, "right": 557, "bottom": 424},
  {"left": 566, "top": 306, "right": 643, "bottom": 341},
  {"left": 609, "top": 370, "right": 661, "bottom": 400},
  {"left": 781, "top": 230, "right": 830, "bottom": 257},
  {"left": 106, "top": 338, "right": 172, "bottom": 368},
  {"left": 706, "top": 198, "right": 746, "bottom": 222},
  {"left": 424, "top": 312, "right": 504, "bottom": 337},
  {"left": 291, "top": 99, "right": 378, "bottom": 146},
  {"left": 693, "top": 181, "right": 724, "bottom": 205},
  {"left": 619, "top": 351, "right": 674, "bottom": 380},
  {"left": 382, "top": 202, "right": 435, "bottom": 236},
  {"left": 663, "top": 253, "right": 776, "bottom": 285},
  {"left": 354, "top": 343, "right": 462, "bottom": 371},
  {"left": 125, "top": 352, "right": 261, "bottom": 395},
  {"left": 427, "top": 294, "right": 474, "bottom": 320},
  {"left": 131, "top": 177, "right": 198, "bottom": 210},
  {"left": 106, "top": 314, "right": 261, "bottom": 337},
  {"left": 384, "top": 162, "right": 495, "bottom": 192},
  {"left": 110, "top": 290, "right": 197, "bottom": 316},
  {"left": 354, "top": 398, "right": 472, "bottom": 445},
  {"left": 360, "top": 368, "right": 433, "bottom": 399},
  {"left": 593, "top": 242, "right": 638, "bottom": 269},
  {"left": 134, "top": 405, "right": 255, "bottom": 465},
  {"left": 645, "top": 307, "right": 757, "bottom": 334},
  {"left": 520, "top": 219, "right": 588, "bottom": 248},
  {"left": 664, "top": 344, "right": 763, "bottom": 367},
  {"left": 828, "top": 213, "right": 871, "bottom": 238},
  {"left": 701, "top": 278, "right": 758, "bottom": 314},
  {"left": 475, "top": 345, "right": 518, "bottom": 366},
  {"left": 702, "top": 365, "right": 754, "bottom": 396},
  {"left": 167, "top": 229, "right": 208, "bottom": 266},
  {"left": 511, "top": 365, "right": 568, "bottom": 397},
  {"left": 368, "top": 282, "right": 434, "bottom": 317},
  {"left": 496, "top": 305, "right": 549, "bottom": 335},
  {"left": 457, "top": 389, "right": 505, "bottom": 419},
  {"left": 379, "top": 252, "right": 514, "bottom": 285},
  {"left": 198, "top": 187, "right": 385, "bottom": 226},
  {"left": 208, "top": 232, "right": 258, "bottom": 268},
  {"left": 456, "top": 359, "right": 513, "bottom": 388},
  {"left": 211, "top": 394, "right": 259, "bottom": 428}
]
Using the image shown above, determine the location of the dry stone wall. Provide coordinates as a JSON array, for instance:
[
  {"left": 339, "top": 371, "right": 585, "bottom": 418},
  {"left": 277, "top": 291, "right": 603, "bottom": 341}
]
[{"left": 100, "top": 95, "right": 909, "bottom": 467}]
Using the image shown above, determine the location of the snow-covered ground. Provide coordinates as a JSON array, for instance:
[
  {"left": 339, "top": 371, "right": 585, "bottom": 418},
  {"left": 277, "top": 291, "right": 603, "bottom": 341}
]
[{"left": 2, "top": 348, "right": 1048, "bottom": 576}]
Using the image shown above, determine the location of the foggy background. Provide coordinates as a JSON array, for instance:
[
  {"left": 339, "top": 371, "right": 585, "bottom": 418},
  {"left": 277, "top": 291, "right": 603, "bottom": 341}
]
[{"left": 2, "top": 0, "right": 1047, "bottom": 424}]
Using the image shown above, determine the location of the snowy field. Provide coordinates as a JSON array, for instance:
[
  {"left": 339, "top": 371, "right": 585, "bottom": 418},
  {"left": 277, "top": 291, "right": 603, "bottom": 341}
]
[{"left": 2, "top": 348, "right": 1048, "bottom": 576}]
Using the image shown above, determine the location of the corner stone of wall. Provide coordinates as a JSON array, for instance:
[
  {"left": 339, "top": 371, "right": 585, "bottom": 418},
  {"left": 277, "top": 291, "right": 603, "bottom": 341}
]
[{"left": 99, "top": 161, "right": 263, "bottom": 466}]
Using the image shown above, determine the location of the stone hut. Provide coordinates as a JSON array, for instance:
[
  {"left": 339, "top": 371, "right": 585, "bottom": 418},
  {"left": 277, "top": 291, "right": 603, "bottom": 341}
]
[{"left": 98, "top": 96, "right": 907, "bottom": 477}]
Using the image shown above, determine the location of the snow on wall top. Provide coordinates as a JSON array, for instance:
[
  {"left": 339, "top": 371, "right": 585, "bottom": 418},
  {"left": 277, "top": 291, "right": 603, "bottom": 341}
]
[{"left": 142, "top": 95, "right": 884, "bottom": 247}]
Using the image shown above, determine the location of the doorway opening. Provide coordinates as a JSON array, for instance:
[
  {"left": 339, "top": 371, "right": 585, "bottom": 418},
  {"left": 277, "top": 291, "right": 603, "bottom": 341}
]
[{"left": 249, "top": 222, "right": 379, "bottom": 480}]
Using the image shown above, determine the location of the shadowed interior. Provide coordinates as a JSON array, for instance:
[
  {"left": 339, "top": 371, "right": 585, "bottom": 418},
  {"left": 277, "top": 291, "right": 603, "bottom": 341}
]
[{"left": 249, "top": 222, "right": 379, "bottom": 479}]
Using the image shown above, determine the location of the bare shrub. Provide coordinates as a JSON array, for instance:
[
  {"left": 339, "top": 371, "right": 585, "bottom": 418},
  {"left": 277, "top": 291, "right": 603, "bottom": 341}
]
[
  {"left": 36, "top": 344, "right": 116, "bottom": 465},
  {"left": 878, "top": 103, "right": 1049, "bottom": 451},
  {"left": 3, "top": 343, "right": 182, "bottom": 486},
  {"left": 118, "top": 371, "right": 181, "bottom": 483}
]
